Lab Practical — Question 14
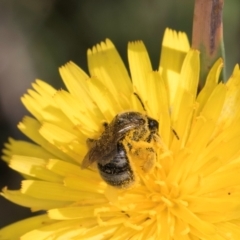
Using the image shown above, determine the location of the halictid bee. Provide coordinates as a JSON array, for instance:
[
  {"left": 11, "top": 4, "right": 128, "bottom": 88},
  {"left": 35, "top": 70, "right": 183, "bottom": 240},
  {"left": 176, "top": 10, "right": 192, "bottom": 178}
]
[{"left": 81, "top": 111, "right": 160, "bottom": 188}]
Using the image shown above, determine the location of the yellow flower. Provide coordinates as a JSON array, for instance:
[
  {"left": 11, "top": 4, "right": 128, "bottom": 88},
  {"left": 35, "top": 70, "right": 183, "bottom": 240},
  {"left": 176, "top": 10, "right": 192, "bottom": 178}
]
[{"left": 1, "top": 28, "right": 240, "bottom": 239}]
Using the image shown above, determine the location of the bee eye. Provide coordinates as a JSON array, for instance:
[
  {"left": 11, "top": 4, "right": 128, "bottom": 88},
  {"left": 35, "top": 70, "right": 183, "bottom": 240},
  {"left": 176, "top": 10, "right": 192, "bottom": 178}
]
[{"left": 147, "top": 118, "right": 159, "bottom": 131}]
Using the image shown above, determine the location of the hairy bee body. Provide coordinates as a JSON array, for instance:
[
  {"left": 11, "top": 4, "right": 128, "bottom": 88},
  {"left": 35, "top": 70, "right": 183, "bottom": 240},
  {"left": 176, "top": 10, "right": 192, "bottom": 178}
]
[
  {"left": 97, "top": 142, "right": 134, "bottom": 188},
  {"left": 82, "top": 111, "right": 159, "bottom": 188}
]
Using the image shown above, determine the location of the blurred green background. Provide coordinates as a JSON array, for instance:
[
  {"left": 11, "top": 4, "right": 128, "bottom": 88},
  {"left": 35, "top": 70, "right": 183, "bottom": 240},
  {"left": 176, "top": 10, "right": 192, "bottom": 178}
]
[{"left": 0, "top": 0, "right": 240, "bottom": 228}]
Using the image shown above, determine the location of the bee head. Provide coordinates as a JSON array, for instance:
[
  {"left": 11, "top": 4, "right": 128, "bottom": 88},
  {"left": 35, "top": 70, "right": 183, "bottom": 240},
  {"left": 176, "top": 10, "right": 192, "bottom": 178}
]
[
  {"left": 147, "top": 117, "right": 159, "bottom": 133},
  {"left": 117, "top": 112, "right": 146, "bottom": 127}
]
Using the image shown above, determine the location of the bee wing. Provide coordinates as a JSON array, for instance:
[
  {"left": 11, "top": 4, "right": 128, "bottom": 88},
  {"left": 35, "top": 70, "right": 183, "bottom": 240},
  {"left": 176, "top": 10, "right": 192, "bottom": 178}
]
[
  {"left": 81, "top": 144, "right": 118, "bottom": 168},
  {"left": 115, "top": 123, "right": 139, "bottom": 136},
  {"left": 81, "top": 150, "right": 93, "bottom": 169},
  {"left": 81, "top": 118, "right": 141, "bottom": 169},
  {"left": 81, "top": 138, "right": 97, "bottom": 169}
]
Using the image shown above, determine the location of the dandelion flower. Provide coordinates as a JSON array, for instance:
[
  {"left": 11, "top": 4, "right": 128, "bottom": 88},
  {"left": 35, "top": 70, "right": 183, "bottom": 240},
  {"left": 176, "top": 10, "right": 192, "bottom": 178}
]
[{"left": 2, "top": 28, "right": 240, "bottom": 239}]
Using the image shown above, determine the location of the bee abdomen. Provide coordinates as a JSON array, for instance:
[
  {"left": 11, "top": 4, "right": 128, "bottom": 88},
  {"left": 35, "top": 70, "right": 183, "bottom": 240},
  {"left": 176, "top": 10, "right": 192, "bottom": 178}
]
[{"left": 97, "top": 143, "right": 134, "bottom": 188}]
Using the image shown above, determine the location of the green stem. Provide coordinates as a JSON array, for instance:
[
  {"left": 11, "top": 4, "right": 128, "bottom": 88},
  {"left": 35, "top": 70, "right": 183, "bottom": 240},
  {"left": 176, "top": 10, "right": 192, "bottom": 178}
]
[{"left": 192, "top": 0, "right": 225, "bottom": 89}]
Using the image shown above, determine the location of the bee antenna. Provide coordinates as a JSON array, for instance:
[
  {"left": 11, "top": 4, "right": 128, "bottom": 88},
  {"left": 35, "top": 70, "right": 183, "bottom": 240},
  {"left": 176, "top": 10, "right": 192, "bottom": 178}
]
[
  {"left": 134, "top": 92, "right": 146, "bottom": 111},
  {"left": 172, "top": 128, "right": 180, "bottom": 140}
]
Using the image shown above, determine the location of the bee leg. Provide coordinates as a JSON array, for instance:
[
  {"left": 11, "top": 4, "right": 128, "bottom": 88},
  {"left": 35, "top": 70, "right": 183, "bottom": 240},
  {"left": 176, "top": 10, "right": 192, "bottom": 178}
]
[
  {"left": 142, "top": 148, "right": 156, "bottom": 172},
  {"left": 127, "top": 140, "right": 157, "bottom": 172},
  {"left": 102, "top": 122, "right": 109, "bottom": 129},
  {"left": 86, "top": 138, "right": 97, "bottom": 148}
]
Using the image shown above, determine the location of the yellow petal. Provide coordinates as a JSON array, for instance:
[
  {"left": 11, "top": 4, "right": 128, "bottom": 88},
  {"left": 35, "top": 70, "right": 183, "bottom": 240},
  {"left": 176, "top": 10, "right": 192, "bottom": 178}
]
[
  {"left": 18, "top": 117, "right": 74, "bottom": 163},
  {"left": 0, "top": 214, "right": 51, "bottom": 240},
  {"left": 87, "top": 77, "right": 123, "bottom": 121},
  {"left": 146, "top": 72, "right": 171, "bottom": 145},
  {"left": 171, "top": 49, "right": 200, "bottom": 123},
  {"left": 215, "top": 222, "right": 240, "bottom": 239},
  {"left": 88, "top": 39, "right": 132, "bottom": 110},
  {"left": 201, "top": 83, "right": 226, "bottom": 122},
  {"left": 187, "top": 196, "right": 240, "bottom": 214},
  {"left": 21, "top": 219, "right": 83, "bottom": 240},
  {"left": 128, "top": 41, "right": 152, "bottom": 102},
  {"left": 48, "top": 206, "right": 103, "bottom": 220},
  {"left": 1, "top": 188, "right": 70, "bottom": 211},
  {"left": 46, "top": 159, "right": 83, "bottom": 177},
  {"left": 218, "top": 68, "right": 240, "bottom": 129},
  {"left": 21, "top": 80, "right": 59, "bottom": 122},
  {"left": 196, "top": 58, "right": 223, "bottom": 115},
  {"left": 159, "top": 28, "right": 190, "bottom": 105},
  {"left": 53, "top": 89, "right": 101, "bottom": 135},
  {"left": 171, "top": 204, "right": 216, "bottom": 236},
  {"left": 2, "top": 138, "right": 54, "bottom": 164},
  {"left": 59, "top": 62, "right": 91, "bottom": 103},
  {"left": 197, "top": 165, "right": 240, "bottom": 195},
  {"left": 21, "top": 180, "right": 103, "bottom": 201},
  {"left": 10, "top": 155, "right": 63, "bottom": 182}
]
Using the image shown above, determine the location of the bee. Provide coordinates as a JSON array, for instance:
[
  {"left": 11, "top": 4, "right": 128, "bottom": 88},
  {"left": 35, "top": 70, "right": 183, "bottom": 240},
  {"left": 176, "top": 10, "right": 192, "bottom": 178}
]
[{"left": 82, "top": 111, "right": 160, "bottom": 188}]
